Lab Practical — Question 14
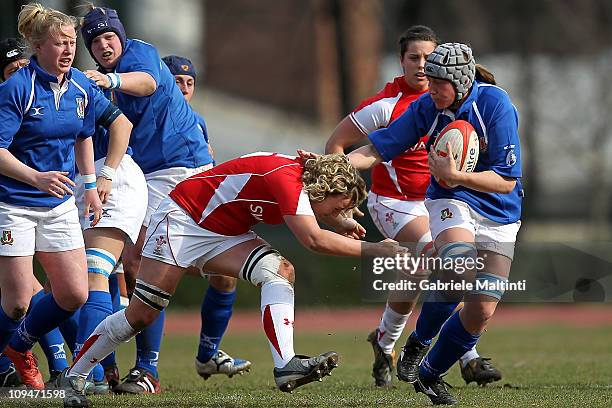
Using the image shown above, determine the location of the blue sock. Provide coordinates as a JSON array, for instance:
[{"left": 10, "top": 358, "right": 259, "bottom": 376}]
[
  {"left": 0, "top": 355, "right": 12, "bottom": 372},
  {"left": 135, "top": 309, "right": 165, "bottom": 378},
  {"left": 0, "top": 306, "right": 23, "bottom": 353},
  {"left": 414, "top": 300, "right": 460, "bottom": 345},
  {"left": 9, "top": 293, "right": 74, "bottom": 353},
  {"left": 30, "top": 290, "right": 69, "bottom": 373},
  {"left": 197, "top": 286, "right": 236, "bottom": 363},
  {"left": 58, "top": 309, "right": 79, "bottom": 354},
  {"left": 39, "top": 329, "right": 69, "bottom": 373},
  {"left": 108, "top": 274, "right": 120, "bottom": 312},
  {"left": 420, "top": 311, "right": 480, "bottom": 380},
  {"left": 74, "top": 291, "right": 113, "bottom": 382}
]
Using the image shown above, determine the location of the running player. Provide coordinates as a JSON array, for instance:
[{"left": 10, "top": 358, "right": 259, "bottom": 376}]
[
  {"left": 326, "top": 26, "right": 501, "bottom": 387},
  {"left": 162, "top": 54, "right": 251, "bottom": 380},
  {"left": 346, "top": 43, "right": 522, "bottom": 405},
  {"left": 60, "top": 152, "right": 404, "bottom": 407}
]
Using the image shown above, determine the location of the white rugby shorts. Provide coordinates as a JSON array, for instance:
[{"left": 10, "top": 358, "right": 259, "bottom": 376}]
[
  {"left": 367, "top": 192, "right": 428, "bottom": 240},
  {"left": 426, "top": 198, "right": 521, "bottom": 260},
  {"left": 76, "top": 155, "right": 148, "bottom": 244},
  {"left": 0, "top": 197, "right": 84, "bottom": 256},
  {"left": 142, "top": 197, "right": 258, "bottom": 270}
]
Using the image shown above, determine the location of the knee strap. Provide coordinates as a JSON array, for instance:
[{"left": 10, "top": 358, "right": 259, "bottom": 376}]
[
  {"left": 133, "top": 279, "right": 171, "bottom": 311},
  {"left": 86, "top": 248, "right": 117, "bottom": 279},
  {"left": 437, "top": 242, "right": 477, "bottom": 262},
  {"left": 470, "top": 272, "right": 507, "bottom": 300},
  {"left": 240, "top": 245, "right": 284, "bottom": 287}
]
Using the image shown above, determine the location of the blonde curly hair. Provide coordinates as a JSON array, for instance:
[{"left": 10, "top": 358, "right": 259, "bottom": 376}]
[{"left": 302, "top": 153, "right": 367, "bottom": 210}]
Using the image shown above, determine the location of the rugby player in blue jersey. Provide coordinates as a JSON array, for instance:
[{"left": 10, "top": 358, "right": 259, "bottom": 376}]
[
  {"left": 340, "top": 43, "right": 522, "bottom": 405},
  {"left": 75, "top": 5, "right": 215, "bottom": 394},
  {"left": 0, "top": 3, "right": 102, "bottom": 389}
]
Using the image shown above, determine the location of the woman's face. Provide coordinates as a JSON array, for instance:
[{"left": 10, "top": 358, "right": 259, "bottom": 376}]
[
  {"left": 90, "top": 32, "right": 122, "bottom": 70},
  {"left": 427, "top": 77, "right": 456, "bottom": 109},
  {"left": 35, "top": 25, "right": 76, "bottom": 77},
  {"left": 3, "top": 58, "right": 29, "bottom": 81},
  {"left": 310, "top": 193, "right": 353, "bottom": 218},
  {"left": 174, "top": 74, "right": 195, "bottom": 102},
  {"left": 401, "top": 40, "right": 436, "bottom": 92}
]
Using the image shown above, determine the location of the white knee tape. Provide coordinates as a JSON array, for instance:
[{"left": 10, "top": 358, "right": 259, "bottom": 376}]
[
  {"left": 437, "top": 241, "right": 477, "bottom": 262},
  {"left": 86, "top": 248, "right": 117, "bottom": 279},
  {"left": 240, "top": 245, "right": 285, "bottom": 287}
]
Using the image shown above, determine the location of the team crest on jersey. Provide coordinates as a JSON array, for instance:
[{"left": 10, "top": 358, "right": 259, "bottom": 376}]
[
  {"left": 1, "top": 230, "right": 14, "bottom": 245},
  {"left": 153, "top": 235, "right": 168, "bottom": 255},
  {"left": 76, "top": 97, "right": 85, "bottom": 119},
  {"left": 440, "top": 208, "right": 453, "bottom": 221}
]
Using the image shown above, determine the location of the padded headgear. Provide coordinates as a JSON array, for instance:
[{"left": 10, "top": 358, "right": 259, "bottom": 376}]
[{"left": 425, "top": 42, "right": 475, "bottom": 102}]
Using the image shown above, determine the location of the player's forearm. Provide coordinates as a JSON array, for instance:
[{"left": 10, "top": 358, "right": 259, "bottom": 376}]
[
  {"left": 302, "top": 229, "right": 363, "bottom": 257},
  {"left": 0, "top": 148, "right": 38, "bottom": 186},
  {"left": 116, "top": 72, "right": 157, "bottom": 96},
  {"left": 75, "top": 137, "right": 96, "bottom": 176},
  {"left": 347, "top": 144, "right": 382, "bottom": 171},
  {"left": 104, "top": 114, "right": 132, "bottom": 170},
  {"left": 452, "top": 170, "right": 516, "bottom": 194}
]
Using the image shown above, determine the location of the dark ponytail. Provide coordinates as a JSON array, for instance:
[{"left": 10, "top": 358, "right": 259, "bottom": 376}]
[{"left": 475, "top": 64, "right": 496, "bottom": 85}]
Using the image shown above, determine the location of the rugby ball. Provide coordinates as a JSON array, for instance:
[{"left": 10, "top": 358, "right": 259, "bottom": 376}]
[{"left": 432, "top": 120, "right": 480, "bottom": 188}]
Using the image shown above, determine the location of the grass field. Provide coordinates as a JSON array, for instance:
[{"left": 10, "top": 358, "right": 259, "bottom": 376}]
[{"left": 4, "top": 322, "right": 611, "bottom": 407}]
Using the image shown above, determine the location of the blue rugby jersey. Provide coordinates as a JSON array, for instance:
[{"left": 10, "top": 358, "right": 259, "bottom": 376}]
[
  {"left": 369, "top": 80, "right": 523, "bottom": 224},
  {"left": 109, "top": 39, "right": 213, "bottom": 174},
  {"left": 91, "top": 90, "right": 132, "bottom": 161},
  {"left": 0, "top": 57, "right": 97, "bottom": 208},
  {"left": 195, "top": 112, "right": 209, "bottom": 144}
]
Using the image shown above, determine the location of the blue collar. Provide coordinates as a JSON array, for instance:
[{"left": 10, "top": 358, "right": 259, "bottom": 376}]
[{"left": 29, "top": 56, "right": 73, "bottom": 83}]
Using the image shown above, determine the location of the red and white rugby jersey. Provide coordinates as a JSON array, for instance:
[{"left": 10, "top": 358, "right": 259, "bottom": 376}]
[
  {"left": 350, "top": 76, "right": 430, "bottom": 200},
  {"left": 169, "top": 152, "right": 314, "bottom": 236}
]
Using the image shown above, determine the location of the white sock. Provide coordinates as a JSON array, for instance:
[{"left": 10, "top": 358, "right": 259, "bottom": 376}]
[
  {"left": 68, "top": 309, "right": 137, "bottom": 378},
  {"left": 377, "top": 304, "right": 410, "bottom": 354},
  {"left": 460, "top": 346, "right": 480, "bottom": 367},
  {"left": 261, "top": 280, "right": 295, "bottom": 368}
]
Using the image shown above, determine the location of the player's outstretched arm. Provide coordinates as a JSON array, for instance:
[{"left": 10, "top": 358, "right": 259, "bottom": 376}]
[
  {"left": 284, "top": 214, "right": 403, "bottom": 258},
  {"left": 85, "top": 70, "right": 157, "bottom": 97},
  {"left": 347, "top": 144, "right": 383, "bottom": 171}
]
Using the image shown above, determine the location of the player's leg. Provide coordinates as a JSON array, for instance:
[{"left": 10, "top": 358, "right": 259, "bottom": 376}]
[
  {"left": 414, "top": 251, "right": 511, "bottom": 405},
  {"left": 367, "top": 195, "right": 431, "bottom": 386},
  {"left": 117, "top": 226, "right": 166, "bottom": 394},
  {"left": 4, "top": 200, "right": 87, "bottom": 389},
  {"left": 195, "top": 274, "right": 252, "bottom": 379},
  {"left": 0, "top": 256, "right": 37, "bottom": 387},
  {"left": 29, "top": 276, "right": 71, "bottom": 386},
  {"left": 101, "top": 260, "right": 127, "bottom": 388},
  {"left": 396, "top": 199, "right": 477, "bottom": 385},
  {"left": 72, "top": 228, "right": 125, "bottom": 395},
  {"left": 203, "top": 240, "right": 338, "bottom": 392}
]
